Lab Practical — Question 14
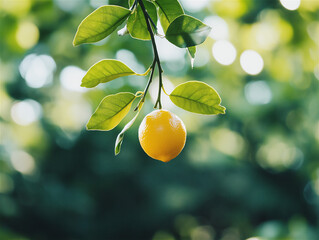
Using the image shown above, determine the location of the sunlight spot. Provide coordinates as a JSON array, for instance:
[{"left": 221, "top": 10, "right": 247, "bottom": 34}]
[
  {"left": 152, "top": 231, "right": 175, "bottom": 240},
  {"left": 193, "top": 47, "right": 210, "bottom": 68},
  {"left": 116, "top": 49, "right": 145, "bottom": 73},
  {"left": 0, "top": 0, "right": 31, "bottom": 16},
  {"left": 19, "top": 54, "right": 56, "bottom": 88},
  {"left": 240, "top": 50, "right": 264, "bottom": 75},
  {"left": 54, "top": 0, "right": 84, "bottom": 12},
  {"left": 257, "top": 138, "right": 302, "bottom": 172},
  {"left": 10, "top": 150, "right": 36, "bottom": 175},
  {"left": 180, "top": 0, "right": 210, "bottom": 12},
  {"left": 156, "top": 37, "right": 185, "bottom": 62},
  {"left": 211, "top": 128, "right": 245, "bottom": 157},
  {"left": 244, "top": 81, "right": 272, "bottom": 105},
  {"left": 175, "top": 214, "right": 198, "bottom": 237},
  {"left": 252, "top": 22, "right": 279, "bottom": 50},
  {"left": 280, "top": 0, "right": 300, "bottom": 11},
  {"left": 204, "top": 16, "right": 229, "bottom": 40},
  {"left": 11, "top": 99, "right": 42, "bottom": 126},
  {"left": 212, "top": 40, "right": 236, "bottom": 65},
  {"left": 191, "top": 226, "right": 215, "bottom": 240},
  {"left": 16, "top": 21, "right": 39, "bottom": 49},
  {"left": 60, "top": 66, "right": 87, "bottom": 92},
  {"left": 90, "top": 0, "right": 108, "bottom": 8}
]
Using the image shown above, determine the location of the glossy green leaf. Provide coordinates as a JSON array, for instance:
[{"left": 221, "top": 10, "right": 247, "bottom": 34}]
[
  {"left": 115, "top": 101, "right": 144, "bottom": 155},
  {"left": 87, "top": 92, "right": 136, "bottom": 131},
  {"left": 169, "top": 81, "right": 226, "bottom": 115},
  {"left": 154, "top": 0, "right": 184, "bottom": 33},
  {"left": 81, "top": 59, "right": 150, "bottom": 88},
  {"left": 166, "top": 15, "right": 211, "bottom": 48},
  {"left": 127, "top": 1, "right": 157, "bottom": 40},
  {"left": 73, "top": 5, "right": 131, "bottom": 46}
]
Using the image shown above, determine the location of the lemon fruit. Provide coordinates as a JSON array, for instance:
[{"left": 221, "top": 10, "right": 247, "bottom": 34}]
[{"left": 138, "top": 109, "right": 186, "bottom": 162}]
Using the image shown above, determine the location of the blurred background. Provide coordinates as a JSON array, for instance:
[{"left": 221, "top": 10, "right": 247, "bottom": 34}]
[{"left": 0, "top": 0, "right": 319, "bottom": 239}]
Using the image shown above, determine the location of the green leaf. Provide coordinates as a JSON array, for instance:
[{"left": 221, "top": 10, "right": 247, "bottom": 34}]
[
  {"left": 154, "top": 0, "right": 184, "bottom": 33},
  {"left": 87, "top": 92, "right": 136, "bottom": 131},
  {"left": 188, "top": 46, "right": 196, "bottom": 68},
  {"left": 115, "top": 101, "right": 144, "bottom": 155},
  {"left": 169, "top": 81, "right": 226, "bottom": 115},
  {"left": 127, "top": 1, "right": 158, "bottom": 40},
  {"left": 73, "top": 5, "right": 131, "bottom": 46},
  {"left": 81, "top": 59, "right": 150, "bottom": 88},
  {"left": 166, "top": 15, "right": 211, "bottom": 48}
]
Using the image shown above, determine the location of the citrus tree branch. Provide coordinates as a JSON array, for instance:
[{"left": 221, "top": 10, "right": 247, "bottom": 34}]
[{"left": 137, "top": 0, "right": 163, "bottom": 109}]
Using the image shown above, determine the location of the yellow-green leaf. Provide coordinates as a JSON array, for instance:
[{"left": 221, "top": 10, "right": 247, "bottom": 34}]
[
  {"left": 81, "top": 59, "right": 150, "bottom": 88},
  {"left": 73, "top": 5, "right": 131, "bottom": 46},
  {"left": 87, "top": 92, "right": 136, "bottom": 131},
  {"left": 169, "top": 81, "right": 226, "bottom": 115},
  {"left": 154, "top": 0, "right": 184, "bottom": 33},
  {"left": 166, "top": 15, "right": 211, "bottom": 48},
  {"left": 127, "top": 1, "right": 158, "bottom": 40}
]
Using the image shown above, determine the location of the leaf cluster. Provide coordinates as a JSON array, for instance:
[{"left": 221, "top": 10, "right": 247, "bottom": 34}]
[{"left": 73, "top": 0, "right": 225, "bottom": 155}]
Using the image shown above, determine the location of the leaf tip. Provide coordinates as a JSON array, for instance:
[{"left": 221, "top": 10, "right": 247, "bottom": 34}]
[
  {"left": 72, "top": 35, "right": 80, "bottom": 46},
  {"left": 114, "top": 148, "right": 120, "bottom": 156},
  {"left": 218, "top": 105, "right": 226, "bottom": 114},
  {"left": 114, "top": 138, "right": 122, "bottom": 156}
]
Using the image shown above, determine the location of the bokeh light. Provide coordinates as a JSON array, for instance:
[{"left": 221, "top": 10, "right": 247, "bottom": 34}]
[
  {"left": 19, "top": 54, "right": 56, "bottom": 88},
  {"left": 244, "top": 81, "right": 272, "bottom": 105},
  {"left": 60, "top": 66, "right": 87, "bottom": 92},
  {"left": 210, "top": 128, "right": 245, "bottom": 157},
  {"left": 280, "top": 0, "right": 300, "bottom": 11},
  {"left": 156, "top": 37, "right": 185, "bottom": 63},
  {"left": 54, "top": 0, "right": 85, "bottom": 12},
  {"left": 212, "top": 40, "right": 237, "bottom": 65},
  {"left": 10, "top": 99, "right": 42, "bottom": 126},
  {"left": 257, "top": 137, "right": 303, "bottom": 172},
  {"left": 152, "top": 231, "right": 175, "bottom": 240},
  {"left": 15, "top": 21, "right": 39, "bottom": 49},
  {"left": 116, "top": 49, "right": 145, "bottom": 74},
  {"left": 0, "top": 0, "right": 31, "bottom": 16},
  {"left": 191, "top": 226, "right": 215, "bottom": 240},
  {"left": 180, "top": 0, "right": 210, "bottom": 13},
  {"left": 90, "top": 0, "right": 109, "bottom": 8},
  {"left": 240, "top": 50, "right": 264, "bottom": 75},
  {"left": 10, "top": 150, "right": 36, "bottom": 175},
  {"left": 204, "top": 16, "right": 229, "bottom": 40},
  {"left": 193, "top": 47, "right": 210, "bottom": 68},
  {"left": 252, "top": 22, "right": 279, "bottom": 50}
]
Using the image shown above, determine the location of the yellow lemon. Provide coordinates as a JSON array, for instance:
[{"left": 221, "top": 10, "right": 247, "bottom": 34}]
[{"left": 138, "top": 109, "right": 186, "bottom": 162}]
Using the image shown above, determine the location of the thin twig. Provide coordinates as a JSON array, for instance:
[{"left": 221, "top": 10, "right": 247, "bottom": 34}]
[{"left": 138, "top": 0, "right": 163, "bottom": 109}]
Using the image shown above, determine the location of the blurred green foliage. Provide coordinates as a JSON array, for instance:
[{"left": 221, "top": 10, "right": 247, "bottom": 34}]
[{"left": 0, "top": 0, "right": 319, "bottom": 239}]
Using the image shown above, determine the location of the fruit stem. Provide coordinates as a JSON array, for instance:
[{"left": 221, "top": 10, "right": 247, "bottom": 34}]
[{"left": 138, "top": 0, "right": 163, "bottom": 109}]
